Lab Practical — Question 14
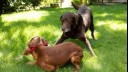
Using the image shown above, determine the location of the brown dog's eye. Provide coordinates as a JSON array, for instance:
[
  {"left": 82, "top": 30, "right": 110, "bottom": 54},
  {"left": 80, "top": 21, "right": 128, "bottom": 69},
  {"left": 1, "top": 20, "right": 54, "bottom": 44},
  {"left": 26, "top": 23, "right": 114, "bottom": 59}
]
[{"left": 28, "top": 44, "right": 31, "bottom": 48}]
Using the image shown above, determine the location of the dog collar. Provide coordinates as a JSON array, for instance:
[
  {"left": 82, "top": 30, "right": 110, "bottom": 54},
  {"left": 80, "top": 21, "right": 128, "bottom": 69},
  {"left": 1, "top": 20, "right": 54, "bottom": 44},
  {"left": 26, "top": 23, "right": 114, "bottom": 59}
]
[
  {"left": 29, "top": 42, "right": 48, "bottom": 53},
  {"left": 29, "top": 45, "right": 39, "bottom": 53}
]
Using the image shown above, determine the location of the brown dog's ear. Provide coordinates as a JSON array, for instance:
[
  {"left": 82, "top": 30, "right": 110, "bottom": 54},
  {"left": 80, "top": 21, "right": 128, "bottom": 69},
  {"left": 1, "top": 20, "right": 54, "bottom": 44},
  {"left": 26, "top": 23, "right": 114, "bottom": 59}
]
[
  {"left": 28, "top": 36, "right": 40, "bottom": 48},
  {"left": 24, "top": 48, "right": 30, "bottom": 55},
  {"left": 38, "top": 38, "right": 48, "bottom": 46},
  {"left": 42, "top": 40, "right": 48, "bottom": 46}
]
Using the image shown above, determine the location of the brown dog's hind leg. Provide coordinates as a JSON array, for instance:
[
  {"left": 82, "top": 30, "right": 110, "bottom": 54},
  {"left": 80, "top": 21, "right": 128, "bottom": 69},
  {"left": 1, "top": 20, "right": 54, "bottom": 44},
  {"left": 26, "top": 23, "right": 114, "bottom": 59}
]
[
  {"left": 71, "top": 56, "right": 81, "bottom": 72},
  {"left": 37, "top": 62, "right": 56, "bottom": 72}
]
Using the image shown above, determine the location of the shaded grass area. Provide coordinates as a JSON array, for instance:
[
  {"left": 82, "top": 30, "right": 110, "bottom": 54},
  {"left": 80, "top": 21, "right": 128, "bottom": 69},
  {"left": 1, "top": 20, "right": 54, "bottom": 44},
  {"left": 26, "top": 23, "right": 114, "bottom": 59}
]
[{"left": 0, "top": 4, "right": 127, "bottom": 72}]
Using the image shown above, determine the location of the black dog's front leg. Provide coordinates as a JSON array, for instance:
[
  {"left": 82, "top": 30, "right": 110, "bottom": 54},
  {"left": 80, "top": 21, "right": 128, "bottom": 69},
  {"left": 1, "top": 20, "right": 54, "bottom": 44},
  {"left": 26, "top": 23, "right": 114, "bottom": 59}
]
[
  {"left": 55, "top": 35, "right": 68, "bottom": 45},
  {"left": 79, "top": 37, "right": 96, "bottom": 56}
]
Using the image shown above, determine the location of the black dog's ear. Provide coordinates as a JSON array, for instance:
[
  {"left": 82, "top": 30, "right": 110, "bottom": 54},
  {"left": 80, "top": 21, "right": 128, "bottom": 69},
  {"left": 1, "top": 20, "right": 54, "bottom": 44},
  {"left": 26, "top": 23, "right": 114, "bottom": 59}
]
[
  {"left": 60, "top": 15, "right": 63, "bottom": 20},
  {"left": 74, "top": 14, "right": 83, "bottom": 25},
  {"left": 78, "top": 14, "right": 83, "bottom": 24}
]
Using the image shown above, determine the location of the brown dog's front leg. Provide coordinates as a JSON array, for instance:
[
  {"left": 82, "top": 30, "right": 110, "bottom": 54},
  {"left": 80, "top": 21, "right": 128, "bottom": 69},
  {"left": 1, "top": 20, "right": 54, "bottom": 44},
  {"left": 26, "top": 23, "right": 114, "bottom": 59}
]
[
  {"left": 79, "top": 37, "right": 96, "bottom": 56},
  {"left": 37, "top": 62, "right": 56, "bottom": 72}
]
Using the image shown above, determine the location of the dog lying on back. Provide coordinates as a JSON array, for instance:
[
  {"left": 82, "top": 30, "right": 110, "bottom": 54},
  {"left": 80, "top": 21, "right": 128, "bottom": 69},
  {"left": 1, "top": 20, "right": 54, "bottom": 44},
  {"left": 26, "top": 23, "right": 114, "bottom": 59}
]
[
  {"left": 24, "top": 36, "right": 83, "bottom": 72},
  {"left": 55, "top": 2, "right": 96, "bottom": 56}
]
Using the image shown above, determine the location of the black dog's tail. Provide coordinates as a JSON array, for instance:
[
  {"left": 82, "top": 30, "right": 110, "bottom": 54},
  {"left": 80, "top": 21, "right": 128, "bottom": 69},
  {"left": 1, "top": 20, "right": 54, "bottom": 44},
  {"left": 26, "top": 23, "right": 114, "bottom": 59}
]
[{"left": 71, "top": 2, "right": 79, "bottom": 10}]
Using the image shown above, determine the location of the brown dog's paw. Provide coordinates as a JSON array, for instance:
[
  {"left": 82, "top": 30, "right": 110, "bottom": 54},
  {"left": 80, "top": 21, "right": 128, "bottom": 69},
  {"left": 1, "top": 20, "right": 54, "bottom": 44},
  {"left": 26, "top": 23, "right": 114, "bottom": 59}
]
[
  {"left": 74, "top": 70, "right": 78, "bottom": 72},
  {"left": 26, "top": 62, "right": 36, "bottom": 65},
  {"left": 15, "top": 55, "right": 23, "bottom": 61}
]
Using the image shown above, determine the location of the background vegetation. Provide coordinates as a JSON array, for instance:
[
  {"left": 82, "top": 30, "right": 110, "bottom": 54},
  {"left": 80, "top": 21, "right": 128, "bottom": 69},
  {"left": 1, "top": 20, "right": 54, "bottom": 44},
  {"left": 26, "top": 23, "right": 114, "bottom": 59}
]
[
  {"left": 0, "top": 0, "right": 58, "bottom": 14},
  {"left": 1, "top": 0, "right": 119, "bottom": 14},
  {"left": 0, "top": 3, "right": 127, "bottom": 72}
]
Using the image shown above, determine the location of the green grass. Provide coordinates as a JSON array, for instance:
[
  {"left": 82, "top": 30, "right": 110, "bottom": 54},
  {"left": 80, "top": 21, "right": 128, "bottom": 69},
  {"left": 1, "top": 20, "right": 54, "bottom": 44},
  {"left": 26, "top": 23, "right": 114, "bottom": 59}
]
[{"left": 0, "top": 4, "right": 127, "bottom": 72}]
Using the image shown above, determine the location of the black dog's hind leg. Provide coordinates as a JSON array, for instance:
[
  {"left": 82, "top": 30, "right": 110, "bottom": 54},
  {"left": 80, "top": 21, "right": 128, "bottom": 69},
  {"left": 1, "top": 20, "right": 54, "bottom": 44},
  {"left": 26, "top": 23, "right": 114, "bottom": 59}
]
[
  {"left": 89, "top": 24, "right": 95, "bottom": 40},
  {"left": 79, "top": 37, "right": 96, "bottom": 56},
  {"left": 89, "top": 14, "right": 95, "bottom": 40}
]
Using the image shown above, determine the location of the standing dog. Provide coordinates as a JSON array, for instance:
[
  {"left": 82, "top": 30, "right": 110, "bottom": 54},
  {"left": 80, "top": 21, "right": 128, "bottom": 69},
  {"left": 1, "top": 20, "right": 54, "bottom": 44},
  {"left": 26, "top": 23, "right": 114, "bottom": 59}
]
[
  {"left": 55, "top": 2, "right": 96, "bottom": 56},
  {"left": 24, "top": 36, "right": 83, "bottom": 72}
]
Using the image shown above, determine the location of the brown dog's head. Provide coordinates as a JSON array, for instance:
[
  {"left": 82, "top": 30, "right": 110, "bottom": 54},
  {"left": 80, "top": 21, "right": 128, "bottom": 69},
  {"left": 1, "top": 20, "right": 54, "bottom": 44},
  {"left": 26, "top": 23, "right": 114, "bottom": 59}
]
[
  {"left": 60, "top": 12, "right": 83, "bottom": 32},
  {"left": 24, "top": 36, "right": 48, "bottom": 55}
]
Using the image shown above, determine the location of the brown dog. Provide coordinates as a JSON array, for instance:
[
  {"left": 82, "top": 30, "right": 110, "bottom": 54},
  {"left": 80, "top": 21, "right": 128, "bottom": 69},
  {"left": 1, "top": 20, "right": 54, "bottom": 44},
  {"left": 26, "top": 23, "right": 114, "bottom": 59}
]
[
  {"left": 24, "top": 36, "right": 83, "bottom": 72},
  {"left": 55, "top": 2, "right": 96, "bottom": 56}
]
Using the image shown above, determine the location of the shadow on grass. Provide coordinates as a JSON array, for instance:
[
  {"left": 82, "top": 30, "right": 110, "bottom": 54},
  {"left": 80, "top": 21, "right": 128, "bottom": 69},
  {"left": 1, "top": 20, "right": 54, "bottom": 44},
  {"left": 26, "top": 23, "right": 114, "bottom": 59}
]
[{"left": 0, "top": 4, "right": 127, "bottom": 72}]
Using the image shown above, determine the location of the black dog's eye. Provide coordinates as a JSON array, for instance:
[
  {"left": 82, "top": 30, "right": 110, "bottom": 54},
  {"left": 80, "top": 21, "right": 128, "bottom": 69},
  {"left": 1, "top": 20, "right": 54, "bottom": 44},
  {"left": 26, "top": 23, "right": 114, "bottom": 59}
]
[
  {"left": 67, "top": 20, "right": 71, "bottom": 23},
  {"left": 61, "top": 19, "right": 64, "bottom": 22}
]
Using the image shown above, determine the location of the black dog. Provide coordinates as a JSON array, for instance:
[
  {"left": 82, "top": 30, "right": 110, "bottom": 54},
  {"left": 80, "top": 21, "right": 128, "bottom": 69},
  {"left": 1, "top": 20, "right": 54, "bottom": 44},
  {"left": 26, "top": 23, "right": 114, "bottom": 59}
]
[{"left": 56, "top": 2, "right": 96, "bottom": 56}]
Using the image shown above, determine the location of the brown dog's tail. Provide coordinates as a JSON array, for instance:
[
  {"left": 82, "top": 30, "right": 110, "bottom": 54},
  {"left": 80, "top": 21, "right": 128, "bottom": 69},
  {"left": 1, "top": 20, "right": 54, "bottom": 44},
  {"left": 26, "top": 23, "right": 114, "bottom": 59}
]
[{"left": 71, "top": 2, "right": 79, "bottom": 10}]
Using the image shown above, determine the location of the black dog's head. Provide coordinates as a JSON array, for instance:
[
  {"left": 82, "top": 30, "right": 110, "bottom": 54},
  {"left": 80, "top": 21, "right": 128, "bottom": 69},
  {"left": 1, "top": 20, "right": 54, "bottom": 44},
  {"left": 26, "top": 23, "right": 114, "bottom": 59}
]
[{"left": 60, "top": 12, "right": 83, "bottom": 32}]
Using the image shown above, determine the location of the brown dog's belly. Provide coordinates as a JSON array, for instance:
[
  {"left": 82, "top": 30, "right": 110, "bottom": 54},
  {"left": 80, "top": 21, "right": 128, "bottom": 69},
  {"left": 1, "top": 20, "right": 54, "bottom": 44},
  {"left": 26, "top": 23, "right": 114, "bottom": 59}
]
[{"left": 44, "top": 53, "right": 71, "bottom": 66}]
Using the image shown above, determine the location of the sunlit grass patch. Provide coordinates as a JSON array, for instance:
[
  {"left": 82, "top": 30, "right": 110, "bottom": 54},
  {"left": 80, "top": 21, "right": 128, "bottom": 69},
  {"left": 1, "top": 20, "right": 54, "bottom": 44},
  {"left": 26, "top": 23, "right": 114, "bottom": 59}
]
[
  {"left": 23, "top": 24, "right": 62, "bottom": 45},
  {"left": 0, "top": 52, "right": 3, "bottom": 58},
  {"left": 2, "top": 10, "right": 50, "bottom": 22},
  {"left": 96, "top": 20, "right": 127, "bottom": 30},
  {"left": 86, "top": 57, "right": 101, "bottom": 70},
  {"left": 86, "top": 30, "right": 101, "bottom": 40},
  {"left": 109, "top": 23, "right": 126, "bottom": 31}
]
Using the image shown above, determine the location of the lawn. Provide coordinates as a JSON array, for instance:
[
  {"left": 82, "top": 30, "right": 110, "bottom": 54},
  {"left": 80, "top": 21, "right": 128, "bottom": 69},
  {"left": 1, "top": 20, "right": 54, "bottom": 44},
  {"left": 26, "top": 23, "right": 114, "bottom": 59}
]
[{"left": 0, "top": 4, "right": 127, "bottom": 72}]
